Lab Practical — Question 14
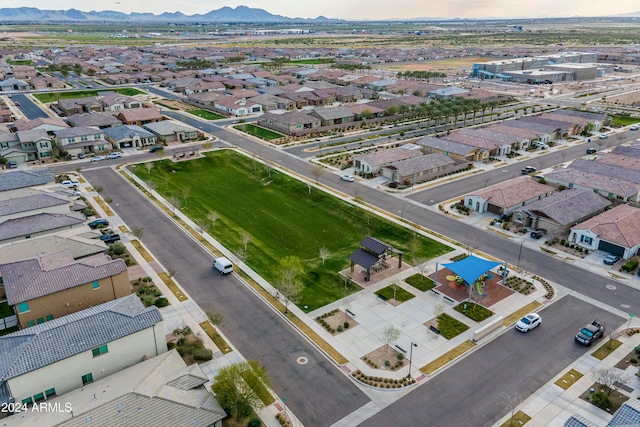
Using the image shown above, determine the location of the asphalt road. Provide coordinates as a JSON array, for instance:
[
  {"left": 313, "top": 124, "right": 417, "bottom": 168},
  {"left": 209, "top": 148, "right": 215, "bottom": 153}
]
[
  {"left": 364, "top": 295, "right": 625, "bottom": 427},
  {"left": 12, "top": 93, "right": 48, "bottom": 119},
  {"left": 82, "top": 167, "right": 369, "bottom": 427}
]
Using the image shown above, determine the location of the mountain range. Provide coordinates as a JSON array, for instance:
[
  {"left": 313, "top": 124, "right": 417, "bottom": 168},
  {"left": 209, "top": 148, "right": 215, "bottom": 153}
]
[{"left": 0, "top": 5, "right": 334, "bottom": 22}]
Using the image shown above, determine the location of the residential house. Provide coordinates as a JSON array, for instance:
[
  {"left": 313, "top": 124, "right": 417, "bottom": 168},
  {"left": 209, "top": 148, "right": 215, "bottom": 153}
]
[
  {"left": 443, "top": 130, "right": 511, "bottom": 156},
  {"left": 116, "top": 108, "right": 163, "bottom": 126},
  {"left": 184, "top": 80, "right": 226, "bottom": 94},
  {"left": 98, "top": 93, "right": 143, "bottom": 114},
  {"left": 353, "top": 146, "right": 423, "bottom": 175},
  {"left": 54, "top": 127, "right": 110, "bottom": 158},
  {"left": 0, "top": 234, "right": 107, "bottom": 265},
  {"left": 381, "top": 152, "right": 467, "bottom": 185},
  {"left": 0, "top": 129, "right": 52, "bottom": 164},
  {"left": 103, "top": 125, "right": 157, "bottom": 149},
  {"left": 0, "top": 78, "right": 30, "bottom": 92},
  {"left": 514, "top": 188, "right": 611, "bottom": 236},
  {"left": 7, "top": 349, "right": 226, "bottom": 427},
  {"left": 0, "top": 294, "right": 165, "bottom": 408},
  {"left": 0, "top": 212, "right": 85, "bottom": 244},
  {"left": 544, "top": 168, "right": 640, "bottom": 202},
  {"left": 308, "top": 106, "right": 355, "bottom": 126},
  {"left": 416, "top": 135, "right": 488, "bottom": 162},
  {"left": 11, "top": 65, "right": 37, "bottom": 80},
  {"left": 563, "top": 399, "right": 640, "bottom": 427},
  {"left": 28, "top": 76, "right": 65, "bottom": 90},
  {"left": 569, "top": 204, "right": 640, "bottom": 258},
  {"left": 143, "top": 120, "right": 201, "bottom": 143},
  {"left": 58, "top": 97, "right": 103, "bottom": 116},
  {"left": 213, "top": 96, "right": 262, "bottom": 117},
  {"left": 499, "top": 118, "right": 557, "bottom": 141},
  {"left": 260, "top": 111, "right": 321, "bottom": 136},
  {"left": 0, "top": 108, "right": 11, "bottom": 123},
  {"left": 0, "top": 192, "right": 76, "bottom": 222},
  {"left": 0, "top": 249, "right": 130, "bottom": 327},
  {"left": 464, "top": 176, "right": 556, "bottom": 215},
  {"left": 0, "top": 169, "right": 55, "bottom": 192},
  {"left": 248, "top": 93, "right": 296, "bottom": 111},
  {"left": 13, "top": 117, "right": 69, "bottom": 134},
  {"left": 428, "top": 86, "right": 469, "bottom": 99},
  {"left": 67, "top": 112, "right": 122, "bottom": 129},
  {"left": 344, "top": 103, "right": 385, "bottom": 120},
  {"left": 367, "top": 78, "right": 397, "bottom": 91}
]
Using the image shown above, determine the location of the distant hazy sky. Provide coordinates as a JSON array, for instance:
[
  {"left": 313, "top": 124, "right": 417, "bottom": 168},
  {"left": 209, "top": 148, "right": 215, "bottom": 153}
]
[{"left": 4, "top": 1, "right": 639, "bottom": 20}]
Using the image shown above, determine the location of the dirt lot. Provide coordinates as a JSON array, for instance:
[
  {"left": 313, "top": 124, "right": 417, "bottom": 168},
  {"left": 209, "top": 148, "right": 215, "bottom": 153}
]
[{"left": 383, "top": 57, "right": 501, "bottom": 73}]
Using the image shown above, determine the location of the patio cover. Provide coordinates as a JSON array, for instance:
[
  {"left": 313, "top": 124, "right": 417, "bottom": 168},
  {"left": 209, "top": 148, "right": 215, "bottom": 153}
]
[{"left": 442, "top": 255, "right": 501, "bottom": 286}]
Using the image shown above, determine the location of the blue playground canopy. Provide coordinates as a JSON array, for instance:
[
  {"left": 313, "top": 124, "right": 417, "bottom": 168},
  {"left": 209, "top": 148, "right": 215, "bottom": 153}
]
[{"left": 442, "top": 255, "right": 501, "bottom": 286}]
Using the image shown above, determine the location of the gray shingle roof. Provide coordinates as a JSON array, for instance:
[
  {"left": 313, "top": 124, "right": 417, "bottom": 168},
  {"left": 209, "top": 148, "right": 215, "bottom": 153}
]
[
  {"left": 608, "top": 398, "right": 640, "bottom": 426},
  {"left": 545, "top": 168, "right": 640, "bottom": 198},
  {"left": 518, "top": 188, "right": 611, "bottom": 226},
  {"left": 103, "top": 124, "right": 155, "bottom": 141},
  {"left": 0, "top": 169, "right": 55, "bottom": 192},
  {"left": 68, "top": 112, "right": 122, "bottom": 128},
  {"left": 0, "top": 294, "right": 162, "bottom": 381},
  {"left": 0, "top": 193, "right": 69, "bottom": 216},
  {"left": 416, "top": 136, "right": 480, "bottom": 156},
  {"left": 55, "top": 126, "right": 105, "bottom": 139},
  {"left": 0, "top": 211, "right": 85, "bottom": 241},
  {"left": 1, "top": 252, "right": 127, "bottom": 305},
  {"left": 386, "top": 153, "right": 455, "bottom": 177}
]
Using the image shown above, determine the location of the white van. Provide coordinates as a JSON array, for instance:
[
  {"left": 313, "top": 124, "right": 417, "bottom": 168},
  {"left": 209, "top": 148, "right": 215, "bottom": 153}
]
[{"left": 213, "top": 257, "right": 233, "bottom": 274}]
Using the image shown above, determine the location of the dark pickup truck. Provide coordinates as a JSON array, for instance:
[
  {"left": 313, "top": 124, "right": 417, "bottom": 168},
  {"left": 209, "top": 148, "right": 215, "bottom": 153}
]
[
  {"left": 100, "top": 233, "right": 121, "bottom": 244},
  {"left": 575, "top": 320, "right": 606, "bottom": 346}
]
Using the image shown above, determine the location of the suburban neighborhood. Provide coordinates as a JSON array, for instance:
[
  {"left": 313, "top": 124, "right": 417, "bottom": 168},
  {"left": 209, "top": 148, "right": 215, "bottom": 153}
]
[{"left": 3, "top": 6, "right": 640, "bottom": 427}]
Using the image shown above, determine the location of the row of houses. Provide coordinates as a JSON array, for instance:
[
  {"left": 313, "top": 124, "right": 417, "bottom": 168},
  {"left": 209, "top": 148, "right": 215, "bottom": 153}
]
[
  {"left": 416, "top": 109, "right": 607, "bottom": 162},
  {"left": 0, "top": 169, "right": 225, "bottom": 425},
  {"left": 1, "top": 113, "right": 201, "bottom": 164}
]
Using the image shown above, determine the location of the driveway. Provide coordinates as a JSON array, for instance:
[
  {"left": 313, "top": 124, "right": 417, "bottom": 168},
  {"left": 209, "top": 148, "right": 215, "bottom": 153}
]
[
  {"left": 82, "top": 167, "right": 369, "bottom": 427},
  {"left": 362, "top": 295, "right": 624, "bottom": 427}
]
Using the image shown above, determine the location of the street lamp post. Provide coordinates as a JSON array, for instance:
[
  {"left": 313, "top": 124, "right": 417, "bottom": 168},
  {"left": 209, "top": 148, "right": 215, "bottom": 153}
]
[
  {"left": 407, "top": 342, "right": 418, "bottom": 380},
  {"left": 516, "top": 241, "right": 524, "bottom": 272}
]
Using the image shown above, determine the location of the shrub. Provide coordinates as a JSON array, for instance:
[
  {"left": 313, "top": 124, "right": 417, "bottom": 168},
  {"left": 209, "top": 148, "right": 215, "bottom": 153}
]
[
  {"left": 591, "top": 391, "right": 613, "bottom": 410},
  {"left": 337, "top": 325, "right": 343, "bottom": 332},
  {"left": 560, "top": 239, "right": 566, "bottom": 245},
  {"left": 344, "top": 322, "right": 349, "bottom": 328},
  {"left": 143, "top": 276, "right": 152, "bottom": 282},
  {"left": 154, "top": 297, "right": 169, "bottom": 307},
  {"left": 111, "top": 242, "right": 126, "bottom": 256},
  {"left": 622, "top": 259, "right": 639, "bottom": 272},
  {"left": 167, "top": 341, "right": 176, "bottom": 350},
  {"left": 384, "top": 360, "right": 390, "bottom": 367},
  {"left": 193, "top": 348, "right": 213, "bottom": 361},
  {"left": 397, "top": 352, "right": 404, "bottom": 360},
  {"left": 248, "top": 418, "right": 262, "bottom": 427},
  {"left": 631, "top": 358, "right": 638, "bottom": 364}
]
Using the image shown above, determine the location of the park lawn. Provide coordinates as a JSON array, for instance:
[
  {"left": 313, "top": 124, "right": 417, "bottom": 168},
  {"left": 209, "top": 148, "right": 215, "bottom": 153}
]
[
  {"left": 376, "top": 286, "right": 415, "bottom": 303},
  {"left": 437, "top": 313, "right": 469, "bottom": 339},
  {"left": 454, "top": 302, "right": 493, "bottom": 322},
  {"left": 612, "top": 115, "right": 640, "bottom": 126},
  {"left": 404, "top": 273, "right": 435, "bottom": 292},
  {"left": 188, "top": 109, "right": 226, "bottom": 120},
  {"left": 34, "top": 88, "right": 145, "bottom": 103},
  {"left": 132, "top": 151, "right": 452, "bottom": 311},
  {"left": 234, "top": 124, "right": 284, "bottom": 141}
]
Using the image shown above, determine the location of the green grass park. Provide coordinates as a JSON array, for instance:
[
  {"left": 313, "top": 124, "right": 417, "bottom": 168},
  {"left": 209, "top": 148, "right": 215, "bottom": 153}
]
[
  {"left": 234, "top": 124, "right": 284, "bottom": 141},
  {"left": 34, "top": 88, "right": 145, "bottom": 103},
  {"left": 188, "top": 109, "right": 226, "bottom": 120},
  {"left": 132, "top": 150, "right": 452, "bottom": 311}
]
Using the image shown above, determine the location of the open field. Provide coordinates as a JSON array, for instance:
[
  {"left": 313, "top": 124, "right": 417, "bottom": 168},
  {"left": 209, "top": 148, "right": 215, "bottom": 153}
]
[
  {"left": 383, "top": 57, "right": 501, "bottom": 72},
  {"left": 132, "top": 150, "right": 452, "bottom": 311},
  {"left": 34, "top": 88, "right": 145, "bottom": 103}
]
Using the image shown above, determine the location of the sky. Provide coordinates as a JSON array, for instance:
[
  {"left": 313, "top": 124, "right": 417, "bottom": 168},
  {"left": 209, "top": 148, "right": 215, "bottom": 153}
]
[{"left": 3, "top": 1, "right": 639, "bottom": 20}]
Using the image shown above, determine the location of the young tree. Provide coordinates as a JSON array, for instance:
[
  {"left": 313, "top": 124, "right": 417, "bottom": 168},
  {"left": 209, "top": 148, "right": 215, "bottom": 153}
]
[
  {"left": 276, "top": 256, "right": 304, "bottom": 313},
  {"left": 206, "top": 311, "right": 224, "bottom": 331},
  {"left": 382, "top": 325, "right": 401, "bottom": 357},
  {"left": 167, "top": 196, "right": 182, "bottom": 214},
  {"left": 240, "top": 231, "right": 252, "bottom": 252},
  {"left": 212, "top": 360, "right": 271, "bottom": 420},
  {"left": 319, "top": 246, "right": 330, "bottom": 266},
  {"left": 389, "top": 280, "right": 401, "bottom": 301},
  {"left": 196, "top": 218, "right": 209, "bottom": 235},
  {"left": 591, "top": 367, "right": 629, "bottom": 395},
  {"left": 145, "top": 162, "right": 153, "bottom": 174},
  {"left": 278, "top": 281, "right": 301, "bottom": 314},
  {"left": 207, "top": 211, "right": 220, "bottom": 229},
  {"left": 131, "top": 226, "right": 144, "bottom": 239},
  {"left": 181, "top": 186, "right": 191, "bottom": 206},
  {"left": 310, "top": 164, "right": 325, "bottom": 183},
  {"left": 498, "top": 391, "right": 520, "bottom": 427}
]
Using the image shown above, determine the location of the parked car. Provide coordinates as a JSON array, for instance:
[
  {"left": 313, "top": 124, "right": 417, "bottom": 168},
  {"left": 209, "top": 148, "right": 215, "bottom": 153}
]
[
  {"left": 586, "top": 148, "right": 597, "bottom": 154},
  {"left": 14, "top": 101, "right": 20, "bottom": 106},
  {"left": 515, "top": 313, "right": 541, "bottom": 333},
  {"left": 575, "top": 320, "right": 606, "bottom": 346},
  {"left": 77, "top": 153, "right": 85, "bottom": 159},
  {"left": 100, "top": 233, "right": 121, "bottom": 244},
  {"left": 88, "top": 219, "right": 109, "bottom": 229},
  {"left": 603, "top": 254, "right": 621, "bottom": 265},
  {"left": 599, "top": 133, "right": 609, "bottom": 139},
  {"left": 630, "top": 125, "right": 639, "bottom": 131},
  {"left": 106, "top": 152, "right": 122, "bottom": 159},
  {"left": 530, "top": 229, "right": 545, "bottom": 239},
  {"left": 340, "top": 174, "right": 355, "bottom": 182},
  {"left": 91, "top": 156, "right": 105, "bottom": 162},
  {"left": 60, "top": 180, "right": 80, "bottom": 188},
  {"left": 521, "top": 166, "right": 537, "bottom": 175},
  {"left": 7, "top": 161, "right": 17, "bottom": 169},
  {"left": 149, "top": 146, "right": 164, "bottom": 153}
]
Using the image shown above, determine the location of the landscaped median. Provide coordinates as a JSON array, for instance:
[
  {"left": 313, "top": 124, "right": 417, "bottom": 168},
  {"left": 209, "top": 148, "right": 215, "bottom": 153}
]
[
  {"left": 419, "top": 340, "right": 476, "bottom": 375},
  {"left": 158, "top": 272, "right": 189, "bottom": 302},
  {"left": 233, "top": 123, "right": 285, "bottom": 142}
]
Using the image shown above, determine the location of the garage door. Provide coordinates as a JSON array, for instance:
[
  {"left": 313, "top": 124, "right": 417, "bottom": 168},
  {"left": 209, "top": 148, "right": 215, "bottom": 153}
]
[{"left": 598, "top": 240, "right": 625, "bottom": 257}]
